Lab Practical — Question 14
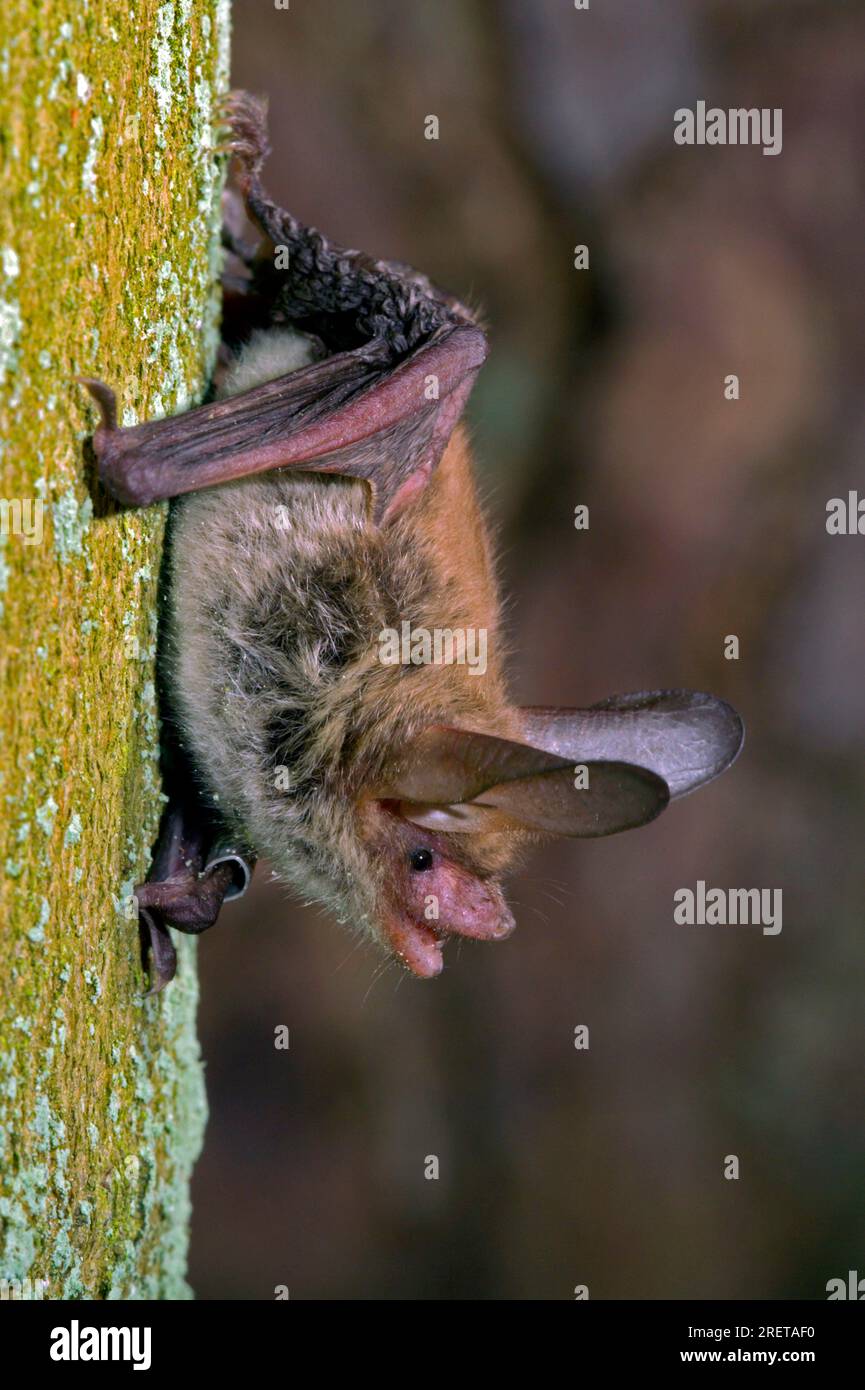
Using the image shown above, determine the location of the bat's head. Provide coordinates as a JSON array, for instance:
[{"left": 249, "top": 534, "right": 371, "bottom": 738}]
[
  {"left": 353, "top": 690, "right": 744, "bottom": 978},
  {"left": 356, "top": 800, "right": 520, "bottom": 977}
]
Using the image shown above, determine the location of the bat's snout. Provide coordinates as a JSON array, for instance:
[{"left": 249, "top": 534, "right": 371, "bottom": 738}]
[{"left": 383, "top": 876, "right": 516, "bottom": 979}]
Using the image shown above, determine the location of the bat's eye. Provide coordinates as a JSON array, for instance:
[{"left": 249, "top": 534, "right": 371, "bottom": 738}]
[{"left": 409, "top": 848, "right": 434, "bottom": 872}]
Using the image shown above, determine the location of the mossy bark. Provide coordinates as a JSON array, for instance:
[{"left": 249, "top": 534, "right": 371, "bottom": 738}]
[{"left": 0, "top": 0, "right": 230, "bottom": 1299}]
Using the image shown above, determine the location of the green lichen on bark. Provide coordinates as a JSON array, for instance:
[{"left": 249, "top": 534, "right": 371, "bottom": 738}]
[{"left": 0, "top": 0, "right": 230, "bottom": 1298}]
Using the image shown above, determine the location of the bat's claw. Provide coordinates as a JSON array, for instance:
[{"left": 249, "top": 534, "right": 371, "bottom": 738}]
[
  {"left": 76, "top": 376, "right": 117, "bottom": 432},
  {"left": 140, "top": 907, "right": 178, "bottom": 995}
]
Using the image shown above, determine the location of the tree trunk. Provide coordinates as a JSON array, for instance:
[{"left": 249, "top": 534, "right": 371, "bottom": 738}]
[{"left": 0, "top": 0, "right": 229, "bottom": 1299}]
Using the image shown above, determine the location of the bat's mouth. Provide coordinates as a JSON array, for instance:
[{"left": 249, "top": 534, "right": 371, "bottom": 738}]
[
  {"left": 385, "top": 916, "right": 446, "bottom": 978},
  {"left": 383, "top": 902, "right": 516, "bottom": 979}
]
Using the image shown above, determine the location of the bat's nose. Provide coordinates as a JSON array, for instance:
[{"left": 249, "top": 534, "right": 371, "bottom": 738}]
[
  {"left": 445, "top": 896, "right": 515, "bottom": 941},
  {"left": 493, "top": 903, "right": 516, "bottom": 938},
  {"left": 433, "top": 877, "right": 515, "bottom": 942}
]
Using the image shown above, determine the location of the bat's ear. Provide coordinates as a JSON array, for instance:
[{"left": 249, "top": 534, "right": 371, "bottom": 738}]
[
  {"left": 519, "top": 690, "right": 744, "bottom": 799},
  {"left": 384, "top": 726, "right": 670, "bottom": 838}
]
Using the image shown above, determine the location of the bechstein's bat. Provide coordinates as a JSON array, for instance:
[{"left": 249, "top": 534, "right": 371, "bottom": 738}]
[{"left": 80, "top": 94, "right": 743, "bottom": 992}]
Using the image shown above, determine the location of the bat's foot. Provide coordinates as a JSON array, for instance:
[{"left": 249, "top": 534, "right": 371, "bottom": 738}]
[
  {"left": 136, "top": 863, "right": 234, "bottom": 931},
  {"left": 136, "top": 791, "right": 256, "bottom": 993},
  {"left": 136, "top": 859, "right": 253, "bottom": 993}
]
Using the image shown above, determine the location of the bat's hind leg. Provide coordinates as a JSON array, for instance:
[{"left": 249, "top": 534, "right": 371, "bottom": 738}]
[{"left": 136, "top": 795, "right": 255, "bottom": 994}]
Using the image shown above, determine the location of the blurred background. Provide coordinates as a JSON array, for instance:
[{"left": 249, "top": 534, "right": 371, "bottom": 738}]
[{"left": 189, "top": 0, "right": 865, "bottom": 1299}]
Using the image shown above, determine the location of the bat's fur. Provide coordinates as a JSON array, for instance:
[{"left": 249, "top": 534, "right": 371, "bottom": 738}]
[
  {"left": 166, "top": 329, "right": 527, "bottom": 958},
  {"left": 80, "top": 93, "right": 741, "bottom": 986}
]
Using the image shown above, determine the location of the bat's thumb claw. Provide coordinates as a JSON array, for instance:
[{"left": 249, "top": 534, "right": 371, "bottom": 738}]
[{"left": 76, "top": 376, "right": 118, "bottom": 433}]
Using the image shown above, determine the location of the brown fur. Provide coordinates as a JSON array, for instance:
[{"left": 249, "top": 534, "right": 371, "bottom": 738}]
[
  {"left": 164, "top": 331, "right": 526, "bottom": 972},
  {"left": 87, "top": 92, "right": 742, "bottom": 984}
]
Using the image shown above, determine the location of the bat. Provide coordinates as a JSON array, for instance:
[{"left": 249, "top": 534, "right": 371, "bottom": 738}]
[{"left": 79, "top": 93, "right": 744, "bottom": 992}]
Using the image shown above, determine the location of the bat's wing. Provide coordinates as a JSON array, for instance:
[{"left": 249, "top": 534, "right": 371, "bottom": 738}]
[
  {"left": 79, "top": 92, "right": 486, "bottom": 526},
  {"left": 518, "top": 690, "right": 744, "bottom": 798},
  {"left": 382, "top": 725, "right": 671, "bottom": 838},
  {"left": 79, "top": 325, "right": 485, "bottom": 523}
]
